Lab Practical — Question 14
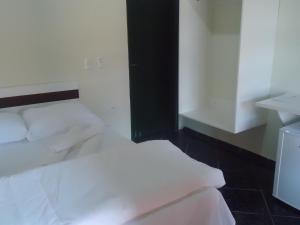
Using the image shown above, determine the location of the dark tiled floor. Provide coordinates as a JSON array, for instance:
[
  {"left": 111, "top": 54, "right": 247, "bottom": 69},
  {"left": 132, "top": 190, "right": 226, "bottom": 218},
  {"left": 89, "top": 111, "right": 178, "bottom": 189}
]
[{"left": 165, "top": 128, "right": 300, "bottom": 225}]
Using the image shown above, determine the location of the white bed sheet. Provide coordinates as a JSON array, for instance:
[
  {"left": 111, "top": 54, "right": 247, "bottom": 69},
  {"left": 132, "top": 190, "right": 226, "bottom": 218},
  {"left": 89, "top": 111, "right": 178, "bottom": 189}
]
[
  {"left": 0, "top": 140, "right": 234, "bottom": 225},
  {"left": 0, "top": 136, "right": 67, "bottom": 177},
  {"left": 0, "top": 127, "right": 129, "bottom": 177},
  {"left": 64, "top": 128, "right": 133, "bottom": 160},
  {"left": 126, "top": 188, "right": 235, "bottom": 225}
]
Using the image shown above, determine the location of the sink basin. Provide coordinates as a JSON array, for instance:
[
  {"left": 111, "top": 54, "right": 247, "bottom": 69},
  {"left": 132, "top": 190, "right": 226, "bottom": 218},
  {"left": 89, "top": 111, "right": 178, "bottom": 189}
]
[{"left": 256, "top": 94, "right": 300, "bottom": 124}]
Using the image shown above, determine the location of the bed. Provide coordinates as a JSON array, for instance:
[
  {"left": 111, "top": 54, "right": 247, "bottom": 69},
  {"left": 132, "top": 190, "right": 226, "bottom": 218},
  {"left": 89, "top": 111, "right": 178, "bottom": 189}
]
[
  {"left": 0, "top": 127, "right": 130, "bottom": 177},
  {"left": 0, "top": 82, "right": 235, "bottom": 225},
  {"left": 0, "top": 82, "right": 128, "bottom": 177}
]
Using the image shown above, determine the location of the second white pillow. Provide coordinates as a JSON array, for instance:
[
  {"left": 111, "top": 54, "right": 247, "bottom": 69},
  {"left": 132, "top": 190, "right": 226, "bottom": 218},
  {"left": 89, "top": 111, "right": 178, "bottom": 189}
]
[{"left": 23, "top": 102, "right": 104, "bottom": 141}]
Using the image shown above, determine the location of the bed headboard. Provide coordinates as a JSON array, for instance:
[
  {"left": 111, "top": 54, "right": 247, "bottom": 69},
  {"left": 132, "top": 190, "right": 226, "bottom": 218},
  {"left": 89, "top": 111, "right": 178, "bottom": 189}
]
[{"left": 0, "top": 82, "right": 79, "bottom": 109}]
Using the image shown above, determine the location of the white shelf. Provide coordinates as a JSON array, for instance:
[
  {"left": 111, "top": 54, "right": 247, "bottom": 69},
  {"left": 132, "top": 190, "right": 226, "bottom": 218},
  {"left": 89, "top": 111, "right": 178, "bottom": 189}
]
[{"left": 181, "top": 106, "right": 235, "bottom": 133}]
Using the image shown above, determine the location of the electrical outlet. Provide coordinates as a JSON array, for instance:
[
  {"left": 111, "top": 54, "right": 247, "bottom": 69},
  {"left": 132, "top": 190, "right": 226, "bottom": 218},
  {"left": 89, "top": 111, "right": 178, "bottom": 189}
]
[
  {"left": 84, "top": 57, "right": 91, "bottom": 70},
  {"left": 96, "top": 57, "right": 104, "bottom": 69}
]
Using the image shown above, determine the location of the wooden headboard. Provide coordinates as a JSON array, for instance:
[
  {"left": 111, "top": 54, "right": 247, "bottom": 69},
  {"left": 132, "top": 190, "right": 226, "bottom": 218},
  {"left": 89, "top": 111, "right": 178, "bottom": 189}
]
[{"left": 0, "top": 82, "right": 79, "bottom": 108}]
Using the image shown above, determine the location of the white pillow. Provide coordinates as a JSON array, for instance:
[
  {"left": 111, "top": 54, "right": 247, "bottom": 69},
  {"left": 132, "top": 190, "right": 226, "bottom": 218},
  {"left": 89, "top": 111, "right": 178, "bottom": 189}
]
[
  {"left": 0, "top": 112, "right": 28, "bottom": 144},
  {"left": 22, "top": 102, "right": 104, "bottom": 141}
]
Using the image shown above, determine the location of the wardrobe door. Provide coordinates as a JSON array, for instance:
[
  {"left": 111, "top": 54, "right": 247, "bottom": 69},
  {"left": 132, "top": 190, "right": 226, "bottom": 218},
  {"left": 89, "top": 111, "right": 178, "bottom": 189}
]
[{"left": 127, "top": 0, "right": 179, "bottom": 142}]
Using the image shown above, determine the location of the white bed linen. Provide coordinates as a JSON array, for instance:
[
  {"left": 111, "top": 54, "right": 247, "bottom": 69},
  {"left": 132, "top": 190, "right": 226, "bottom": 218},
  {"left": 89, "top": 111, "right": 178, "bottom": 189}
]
[
  {"left": 0, "top": 128, "right": 128, "bottom": 177},
  {"left": 0, "top": 136, "right": 68, "bottom": 177},
  {"left": 0, "top": 140, "right": 232, "bottom": 225},
  {"left": 65, "top": 128, "right": 133, "bottom": 160},
  {"left": 126, "top": 188, "right": 235, "bottom": 225}
]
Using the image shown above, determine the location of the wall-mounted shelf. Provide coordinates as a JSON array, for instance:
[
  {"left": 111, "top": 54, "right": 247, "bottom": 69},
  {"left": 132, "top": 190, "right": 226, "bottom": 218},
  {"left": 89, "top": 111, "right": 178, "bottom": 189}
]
[{"left": 181, "top": 106, "right": 234, "bottom": 133}]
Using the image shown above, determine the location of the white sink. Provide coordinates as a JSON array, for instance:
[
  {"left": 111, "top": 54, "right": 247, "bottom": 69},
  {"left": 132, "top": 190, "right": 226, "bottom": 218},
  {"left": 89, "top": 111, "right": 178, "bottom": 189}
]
[{"left": 256, "top": 94, "right": 300, "bottom": 124}]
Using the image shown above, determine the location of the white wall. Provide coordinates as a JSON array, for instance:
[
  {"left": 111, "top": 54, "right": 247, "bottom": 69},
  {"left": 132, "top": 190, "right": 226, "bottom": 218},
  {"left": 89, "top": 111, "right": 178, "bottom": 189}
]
[
  {"left": 180, "top": 0, "right": 300, "bottom": 160},
  {"left": 263, "top": 0, "right": 300, "bottom": 159},
  {"left": 0, "top": 0, "right": 131, "bottom": 138},
  {"left": 235, "top": 0, "right": 279, "bottom": 132},
  {"left": 179, "top": 0, "right": 241, "bottom": 114},
  {"left": 0, "top": 0, "right": 45, "bottom": 85},
  {"left": 179, "top": 0, "right": 211, "bottom": 113},
  {"left": 271, "top": 0, "right": 300, "bottom": 95},
  {"left": 210, "top": 0, "right": 241, "bottom": 103}
]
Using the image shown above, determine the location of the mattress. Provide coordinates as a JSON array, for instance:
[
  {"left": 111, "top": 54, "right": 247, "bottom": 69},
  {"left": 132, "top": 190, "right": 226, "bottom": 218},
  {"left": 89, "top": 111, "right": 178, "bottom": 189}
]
[
  {"left": 126, "top": 188, "right": 235, "bottom": 225},
  {"left": 0, "top": 140, "right": 234, "bottom": 225},
  {"left": 0, "top": 127, "right": 130, "bottom": 177}
]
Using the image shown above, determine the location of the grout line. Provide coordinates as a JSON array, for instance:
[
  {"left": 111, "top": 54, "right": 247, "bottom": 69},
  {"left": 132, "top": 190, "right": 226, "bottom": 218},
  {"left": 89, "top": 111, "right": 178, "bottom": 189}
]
[
  {"left": 222, "top": 187, "right": 261, "bottom": 192},
  {"left": 260, "top": 190, "right": 275, "bottom": 225},
  {"left": 231, "top": 211, "right": 265, "bottom": 215},
  {"left": 272, "top": 215, "right": 300, "bottom": 219}
]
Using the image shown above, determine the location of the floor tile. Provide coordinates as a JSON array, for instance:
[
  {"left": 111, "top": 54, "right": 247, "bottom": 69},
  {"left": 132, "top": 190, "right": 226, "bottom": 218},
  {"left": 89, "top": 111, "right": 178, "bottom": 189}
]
[
  {"left": 185, "top": 137, "right": 219, "bottom": 168},
  {"left": 273, "top": 216, "right": 300, "bottom": 225},
  {"left": 223, "top": 170, "right": 259, "bottom": 190},
  {"left": 218, "top": 150, "right": 253, "bottom": 173},
  {"left": 168, "top": 132, "right": 188, "bottom": 152},
  {"left": 264, "top": 193, "right": 300, "bottom": 218},
  {"left": 252, "top": 166, "right": 275, "bottom": 193},
  {"left": 166, "top": 129, "right": 300, "bottom": 225},
  {"left": 233, "top": 213, "right": 273, "bottom": 225},
  {"left": 221, "top": 188, "right": 268, "bottom": 214}
]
